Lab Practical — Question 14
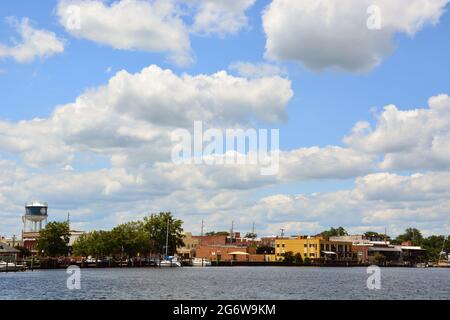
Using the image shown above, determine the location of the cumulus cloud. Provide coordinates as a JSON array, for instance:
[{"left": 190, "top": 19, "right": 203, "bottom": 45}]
[
  {"left": 262, "top": 0, "right": 450, "bottom": 72},
  {"left": 56, "top": 0, "right": 257, "bottom": 65},
  {"left": 0, "top": 17, "right": 65, "bottom": 63},
  {"left": 187, "top": 0, "right": 256, "bottom": 35},
  {"left": 344, "top": 94, "right": 450, "bottom": 171},
  {"left": 0, "top": 64, "right": 293, "bottom": 168},
  {"left": 57, "top": 0, "right": 193, "bottom": 66}
]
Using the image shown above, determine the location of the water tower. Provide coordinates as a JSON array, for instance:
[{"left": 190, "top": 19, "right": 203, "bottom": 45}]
[{"left": 22, "top": 202, "right": 48, "bottom": 232}]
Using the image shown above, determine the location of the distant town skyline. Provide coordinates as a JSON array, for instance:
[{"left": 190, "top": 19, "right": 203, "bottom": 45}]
[{"left": 1, "top": 0, "right": 450, "bottom": 238}]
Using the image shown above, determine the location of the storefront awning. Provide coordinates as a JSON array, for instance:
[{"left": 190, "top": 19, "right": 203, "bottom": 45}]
[{"left": 321, "top": 251, "right": 337, "bottom": 255}]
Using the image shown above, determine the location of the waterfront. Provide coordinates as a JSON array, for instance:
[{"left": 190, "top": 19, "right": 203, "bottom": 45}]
[{"left": 1, "top": 267, "right": 449, "bottom": 300}]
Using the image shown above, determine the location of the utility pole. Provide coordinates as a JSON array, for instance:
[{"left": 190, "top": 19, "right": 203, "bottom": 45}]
[
  {"left": 200, "top": 219, "right": 204, "bottom": 246},
  {"left": 12, "top": 235, "right": 16, "bottom": 247},
  {"left": 67, "top": 212, "right": 71, "bottom": 230},
  {"left": 230, "top": 221, "right": 234, "bottom": 243},
  {"left": 252, "top": 222, "right": 255, "bottom": 235}
]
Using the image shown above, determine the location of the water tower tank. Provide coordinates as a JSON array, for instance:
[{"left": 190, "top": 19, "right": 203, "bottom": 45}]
[{"left": 23, "top": 202, "right": 48, "bottom": 232}]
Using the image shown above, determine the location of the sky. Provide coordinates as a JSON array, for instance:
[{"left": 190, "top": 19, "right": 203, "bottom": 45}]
[{"left": 0, "top": 0, "right": 450, "bottom": 238}]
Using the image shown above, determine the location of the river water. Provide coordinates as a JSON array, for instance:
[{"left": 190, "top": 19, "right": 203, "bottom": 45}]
[{"left": 1, "top": 267, "right": 449, "bottom": 300}]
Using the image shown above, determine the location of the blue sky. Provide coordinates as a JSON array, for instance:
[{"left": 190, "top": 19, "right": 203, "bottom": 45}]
[{"left": 1, "top": 0, "right": 450, "bottom": 237}]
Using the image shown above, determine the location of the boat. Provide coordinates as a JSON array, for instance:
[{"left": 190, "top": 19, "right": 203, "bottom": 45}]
[
  {"left": 159, "top": 256, "right": 182, "bottom": 267},
  {"left": 158, "top": 218, "right": 182, "bottom": 267},
  {"left": 192, "top": 257, "right": 212, "bottom": 267},
  {"left": 0, "top": 261, "right": 25, "bottom": 272}
]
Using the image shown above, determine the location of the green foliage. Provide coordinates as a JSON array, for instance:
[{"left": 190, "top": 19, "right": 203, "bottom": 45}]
[
  {"left": 256, "top": 245, "right": 274, "bottom": 254},
  {"left": 112, "top": 221, "right": 150, "bottom": 258},
  {"left": 294, "top": 253, "right": 303, "bottom": 265},
  {"left": 245, "top": 232, "right": 257, "bottom": 239},
  {"left": 72, "top": 212, "right": 185, "bottom": 259},
  {"left": 373, "top": 253, "right": 386, "bottom": 265},
  {"left": 319, "top": 227, "right": 348, "bottom": 238},
  {"left": 364, "top": 231, "right": 389, "bottom": 241},
  {"left": 283, "top": 251, "right": 294, "bottom": 264},
  {"left": 37, "top": 222, "right": 70, "bottom": 257},
  {"left": 143, "top": 212, "right": 184, "bottom": 256},
  {"left": 303, "top": 257, "right": 311, "bottom": 265},
  {"left": 393, "top": 228, "right": 423, "bottom": 245},
  {"left": 14, "top": 245, "right": 31, "bottom": 258},
  {"left": 205, "top": 231, "right": 230, "bottom": 236}
]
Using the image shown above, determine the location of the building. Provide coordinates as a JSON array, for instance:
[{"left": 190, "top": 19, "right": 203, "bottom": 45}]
[
  {"left": 196, "top": 244, "right": 265, "bottom": 262},
  {"left": 0, "top": 242, "right": 20, "bottom": 262},
  {"left": 0, "top": 236, "right": 22, "bottom": 248},
  {"left": 330, "top": 235, "right": 426, "bottom": 265},
  {"left": 177, "top": 232, "right": 200, "bottom": 259},
  {"left": 274, "top": 236, "right": 354, "bottom": 262}
]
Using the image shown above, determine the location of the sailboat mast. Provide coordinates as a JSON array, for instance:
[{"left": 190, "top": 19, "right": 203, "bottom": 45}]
[{"left": 165, "top": 218, "right": 169, "bottom": 257}]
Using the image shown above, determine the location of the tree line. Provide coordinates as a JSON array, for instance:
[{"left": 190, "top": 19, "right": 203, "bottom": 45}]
[{"left": 35, "top": 212, "right": 185, "bottom": 259}]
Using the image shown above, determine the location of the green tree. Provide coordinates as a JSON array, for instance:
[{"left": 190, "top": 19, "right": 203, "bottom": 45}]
[
  {"left": 319, "top": 227, "right": 348, "bottom": 238},
  {"left": 14, "top": 245, "right": 31, "bottom": 258},
  {"left": 283, "top": 251, "right": 294, "bottom": 264},
  {"left": 205, "top": 231, "right": 229, "bottom": 236},
  {"left": 393, "top": 228, "right": 423, "bottom": 246},
  {"left": 36, "top": 221, "right": 70, "bottom": 257},
  {"left": 143, "top": 212, "right": 184, "bottom": 256},
  {"left": 421, "top": 235, "right": 450, "bottom": 261},
  {"left": 245, "top": 232, "right": 257, "bottom": 239},
  {"left": 373, "top": 253, "right": 386, "bottom": 265},
  {"left": 294, "top": 253, "right": 303, "bottom": 265},
  {"left": 111, "top": 221, "right": 149, "bottom": 260},
  {"left": 364, "top": 231, "right": 390, "bottom": 241}
]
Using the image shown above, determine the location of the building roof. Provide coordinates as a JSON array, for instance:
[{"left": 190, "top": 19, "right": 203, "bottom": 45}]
[
  {"left": 0, "top": 242, "right": 20, "bottom": 254},
  {"left": 368, "top": 246, "right": 401, "bottom": 252}
]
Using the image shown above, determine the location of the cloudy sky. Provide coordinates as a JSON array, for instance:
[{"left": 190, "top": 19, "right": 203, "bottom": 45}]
[{"left": 0, "top": 0, "right": 449, "bottom": 238}]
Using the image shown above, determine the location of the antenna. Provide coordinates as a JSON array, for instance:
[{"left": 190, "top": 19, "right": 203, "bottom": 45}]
[{"left": 230, "top": 221, "right": 234, "bottom": 243}]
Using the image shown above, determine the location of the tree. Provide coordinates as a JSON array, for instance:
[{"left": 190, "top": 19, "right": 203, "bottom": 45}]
[
  {"left": 421, "top": 235, "right": 450, "bottom": 261},
  {"left": 373, "top": 253, "right": 386, "bottom": 265},
  {"left": 256, "top": 245, "right": 274, "bottom": 254},
  {"left": 245, "top": 232, "right": 257, "bottom": 239},
  {"left": 143, "top": 212, "right": 184, "bottom": 256},
  {"left": 294, "top": 253, "right": 303, "bottom": 265},
  {"left": 319, "top": 227, "right": 348, "bottom": 238},
  {"left": 205, "top": 231, "right": 229, "bottom": 236},
  {"left": 37, "top": 222, "right": 70, "bottom": 257},
  {"left": 111, "top": 221, "right": 149, "bottom": 260},
  {"left": 73, "top": 231, "right": 115, "bottom": 259},
  {"left": 15, "top": 245, "right": 31, "bottom": 258},
  {"left": 283, "top": 251, "right": 294, "bottom": 264},
  {"left": 364, "top": 231, "right": 389, "bottom": 241},
  {"left": 393, "top": 228, "right": 423, "bottom": 246}
]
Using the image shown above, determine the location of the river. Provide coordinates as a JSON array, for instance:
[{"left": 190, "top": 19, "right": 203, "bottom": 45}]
[{"left": 1, "top": 267, "right": 449, "bottom": 300}]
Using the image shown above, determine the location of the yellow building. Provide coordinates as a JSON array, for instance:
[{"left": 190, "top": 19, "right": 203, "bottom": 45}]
[
  {"left": 274, "top": 236, "right": 353, "bottom": 262},
  {"left": 177, "top": 232, "right": 200, "bottom": 259}
]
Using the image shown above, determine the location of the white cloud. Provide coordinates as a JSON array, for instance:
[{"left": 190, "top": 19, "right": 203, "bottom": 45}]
[
  {"left": 344, "top": 94, "right": 450, "bottom": 171},
  {"left": 0, "top": 17, "right": 65, "bottom": 63},
  {"left": 187, "top": 0, "right": 256, "bottom": 35},
  {"left": 57, "top": 0, "right": 193, "bottom": 66},
  {"left": 229, "top": 61, "right": 287, "bottom": 78},
  {"left": 0, "top": 64, "right": 293, "bottom": 168},
  {"left": 262, "top": 0, "right": 450, "bottom": 72}
]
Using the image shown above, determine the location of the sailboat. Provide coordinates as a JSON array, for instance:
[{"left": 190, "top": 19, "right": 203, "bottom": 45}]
[{"left": 159, "top": 218, "right": 182, "bottom": 268}]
